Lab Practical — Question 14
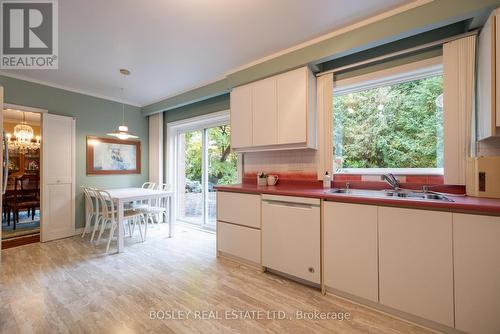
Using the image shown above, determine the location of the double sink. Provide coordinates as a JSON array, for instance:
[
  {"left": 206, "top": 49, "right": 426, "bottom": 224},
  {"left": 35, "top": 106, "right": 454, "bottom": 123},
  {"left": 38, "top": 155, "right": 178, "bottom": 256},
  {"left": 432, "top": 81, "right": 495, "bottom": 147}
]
[{"left": 328, "top": 188, "right": 454, "bottom": 202}]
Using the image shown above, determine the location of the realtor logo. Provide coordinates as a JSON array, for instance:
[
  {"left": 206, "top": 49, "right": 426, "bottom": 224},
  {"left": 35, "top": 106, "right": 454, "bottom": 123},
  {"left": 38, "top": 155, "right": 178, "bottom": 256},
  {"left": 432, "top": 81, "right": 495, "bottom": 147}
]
[{"left": 1, "top": 0, "right": 58, "bottom": 69}]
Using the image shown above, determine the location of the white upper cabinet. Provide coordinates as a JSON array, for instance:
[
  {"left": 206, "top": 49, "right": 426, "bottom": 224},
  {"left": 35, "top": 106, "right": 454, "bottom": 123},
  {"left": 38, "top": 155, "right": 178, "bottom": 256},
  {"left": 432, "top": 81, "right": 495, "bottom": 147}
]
[
  {"left": 277, "top": 67, "right": 309, "bottom": 145},
  {"left": 477, "top": 9, "right": 500, "bottom": 139},
  {"left": 230, "top": 66, "right": 317, "bottom": 151},
  {"left": 230, "top": 84, "right": 253, "bottom": 149},
  {"left": 252, "top": 77, "right": 277, "bottom": 146}
]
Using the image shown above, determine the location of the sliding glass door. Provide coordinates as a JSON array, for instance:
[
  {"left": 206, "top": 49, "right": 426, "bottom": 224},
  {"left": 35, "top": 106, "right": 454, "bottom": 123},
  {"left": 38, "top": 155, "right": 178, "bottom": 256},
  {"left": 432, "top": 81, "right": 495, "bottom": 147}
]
[
  {"left": 176, "top": 123, "right": 237, "bottom": 230},
  {"left": 177, "top": 130, "right": 203, "bottom": 225}
]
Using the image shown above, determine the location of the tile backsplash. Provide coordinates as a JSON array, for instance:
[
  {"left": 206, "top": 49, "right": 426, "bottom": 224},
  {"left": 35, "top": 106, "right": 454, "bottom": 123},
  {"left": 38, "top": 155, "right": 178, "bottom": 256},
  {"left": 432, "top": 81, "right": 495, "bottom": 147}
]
[
  {"left": 242, "top": 149, "right": 445, "bottom": 185},
  {"left": 243, "top": 149, "right": 318, "bottom": 180}
]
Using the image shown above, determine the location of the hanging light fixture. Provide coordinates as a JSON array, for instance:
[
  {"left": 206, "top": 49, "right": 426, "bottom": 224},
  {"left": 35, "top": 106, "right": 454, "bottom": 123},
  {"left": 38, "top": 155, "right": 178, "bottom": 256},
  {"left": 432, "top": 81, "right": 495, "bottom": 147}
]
[
  {"left": 107, "top": 69, "right": 138, "bottom": 140},
  {"left": 8, "top": 112, "right": 40, "bottom": 154},
  {"left": 14, "top": 112, "right": 34, "bottom": 143}
]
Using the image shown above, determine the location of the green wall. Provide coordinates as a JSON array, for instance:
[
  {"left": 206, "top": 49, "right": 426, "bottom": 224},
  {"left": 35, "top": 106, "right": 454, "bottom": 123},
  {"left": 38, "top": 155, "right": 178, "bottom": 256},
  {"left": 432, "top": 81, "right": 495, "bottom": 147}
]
[
  {"left": 0, "top": 75, "right": 149, "bottom": 229},
  {"left": 164, "top": 94, "right": 229, "bottom": 124}
]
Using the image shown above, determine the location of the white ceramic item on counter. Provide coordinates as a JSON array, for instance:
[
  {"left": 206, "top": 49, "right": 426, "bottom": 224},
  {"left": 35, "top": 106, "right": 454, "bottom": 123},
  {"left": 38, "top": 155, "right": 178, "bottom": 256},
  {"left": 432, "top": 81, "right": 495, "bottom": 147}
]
[{"left": 267, "top": 175, "right": 279, "bottom": 186}]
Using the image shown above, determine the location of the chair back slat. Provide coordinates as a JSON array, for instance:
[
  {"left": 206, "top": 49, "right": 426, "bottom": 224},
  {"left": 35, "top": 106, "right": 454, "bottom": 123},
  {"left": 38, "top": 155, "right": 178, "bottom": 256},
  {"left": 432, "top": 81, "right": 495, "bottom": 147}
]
[
  {"left": 142, "top": 182, "right": 156, "bottom": 189},
  {"left": 96, "top": 189, "right": 116, "bottom": 222},
  {"left": 81, "top": 186, "right": 95, "bottom": 212},
  {"left": 157, "top": 183, "right": 170, "bottom": 207}
]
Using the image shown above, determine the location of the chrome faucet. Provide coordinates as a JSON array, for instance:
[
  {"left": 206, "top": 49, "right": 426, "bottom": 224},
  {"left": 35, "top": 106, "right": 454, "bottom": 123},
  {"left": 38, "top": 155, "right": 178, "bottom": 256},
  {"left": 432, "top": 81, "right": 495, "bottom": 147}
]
[{"left": 382, "top": 173, "right": 400, "bottom": 190}]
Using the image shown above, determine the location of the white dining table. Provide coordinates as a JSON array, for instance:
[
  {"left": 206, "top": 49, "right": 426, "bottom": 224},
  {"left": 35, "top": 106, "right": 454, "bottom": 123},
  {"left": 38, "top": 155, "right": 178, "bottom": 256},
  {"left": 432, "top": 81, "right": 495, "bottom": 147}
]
[{"left": 99, "top": 187, "right": 174, "bottom": 253}]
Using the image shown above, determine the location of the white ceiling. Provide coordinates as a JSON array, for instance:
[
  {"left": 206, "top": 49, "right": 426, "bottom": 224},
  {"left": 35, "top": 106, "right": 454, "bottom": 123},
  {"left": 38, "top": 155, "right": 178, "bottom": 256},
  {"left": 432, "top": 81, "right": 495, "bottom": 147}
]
[{"left": 0, "top": 0, "right": 412, "bottom": 107}]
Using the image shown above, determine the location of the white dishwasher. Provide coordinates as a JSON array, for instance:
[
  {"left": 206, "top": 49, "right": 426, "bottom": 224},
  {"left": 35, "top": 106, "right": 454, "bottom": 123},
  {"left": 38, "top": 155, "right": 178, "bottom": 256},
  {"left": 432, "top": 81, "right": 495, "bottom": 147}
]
[{"left": 261, "top": 194, "right": 321, "bottom": 284}]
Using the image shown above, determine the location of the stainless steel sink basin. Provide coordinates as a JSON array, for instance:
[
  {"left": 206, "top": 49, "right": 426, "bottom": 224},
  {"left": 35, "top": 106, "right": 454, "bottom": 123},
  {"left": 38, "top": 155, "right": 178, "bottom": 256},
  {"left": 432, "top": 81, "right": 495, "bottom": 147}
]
[{"left": 328, "top": 188, "right": 453, "bottom": 202}]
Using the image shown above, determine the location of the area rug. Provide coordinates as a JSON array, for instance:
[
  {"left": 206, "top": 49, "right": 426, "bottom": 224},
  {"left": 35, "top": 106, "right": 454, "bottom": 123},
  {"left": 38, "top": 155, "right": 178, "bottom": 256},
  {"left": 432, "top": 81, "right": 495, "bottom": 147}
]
[{"left": 2, "top": 211, "right": 40, "bottom": 240}]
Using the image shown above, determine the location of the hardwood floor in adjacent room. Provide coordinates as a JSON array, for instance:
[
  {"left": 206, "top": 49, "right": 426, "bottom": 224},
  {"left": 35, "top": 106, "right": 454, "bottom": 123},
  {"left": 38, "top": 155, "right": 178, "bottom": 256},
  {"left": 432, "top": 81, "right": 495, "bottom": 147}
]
[{"left": 0, "top": 225, "right": 433, "bottom": 334}]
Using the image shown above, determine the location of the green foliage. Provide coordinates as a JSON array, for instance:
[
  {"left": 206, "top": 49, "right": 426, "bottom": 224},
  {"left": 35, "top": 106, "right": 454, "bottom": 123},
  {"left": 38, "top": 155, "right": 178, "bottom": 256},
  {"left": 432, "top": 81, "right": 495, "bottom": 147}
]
[
  {"left": 333, "top": 75, "right": 443, "bottom": 169},
  {"left": 207, "top": 126, "right": 238, "bottom": 185},
  {"left": 184, "top": 130, "right": 202, "bottom": 182},
  {"left": 183, "top": 125, "right": 237, "bottom": 187}
]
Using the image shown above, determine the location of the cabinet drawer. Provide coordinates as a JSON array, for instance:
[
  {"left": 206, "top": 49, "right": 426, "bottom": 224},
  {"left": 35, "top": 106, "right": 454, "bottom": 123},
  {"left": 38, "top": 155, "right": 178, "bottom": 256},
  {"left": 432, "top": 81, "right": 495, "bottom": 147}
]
[
  {"left": 217, "top": 192, "right": 260, "bottom": 228},
  {"left": 217, "top": 221, "right": 260, "bottom": 264}
]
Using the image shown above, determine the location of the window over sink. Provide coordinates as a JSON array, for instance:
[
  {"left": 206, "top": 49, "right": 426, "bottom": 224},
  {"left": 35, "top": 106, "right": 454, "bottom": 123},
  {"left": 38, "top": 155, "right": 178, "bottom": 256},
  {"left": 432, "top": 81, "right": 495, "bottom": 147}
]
[{"left": 332, "top": 57, "right": 444, "bottom": 175}]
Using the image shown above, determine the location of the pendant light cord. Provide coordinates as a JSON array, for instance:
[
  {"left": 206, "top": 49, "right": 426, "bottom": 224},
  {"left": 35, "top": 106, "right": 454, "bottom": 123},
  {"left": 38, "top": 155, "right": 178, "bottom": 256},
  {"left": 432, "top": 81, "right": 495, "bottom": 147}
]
[{"left": 121, "top": 88, "right": 125, "bottom": 126}]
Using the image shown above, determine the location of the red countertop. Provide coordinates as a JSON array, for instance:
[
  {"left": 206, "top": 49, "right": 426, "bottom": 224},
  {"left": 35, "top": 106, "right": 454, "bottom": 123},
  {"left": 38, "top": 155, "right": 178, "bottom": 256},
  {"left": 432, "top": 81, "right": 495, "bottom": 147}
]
[{"left": 214, "top": 181, "right": 500, "bottom": 216}]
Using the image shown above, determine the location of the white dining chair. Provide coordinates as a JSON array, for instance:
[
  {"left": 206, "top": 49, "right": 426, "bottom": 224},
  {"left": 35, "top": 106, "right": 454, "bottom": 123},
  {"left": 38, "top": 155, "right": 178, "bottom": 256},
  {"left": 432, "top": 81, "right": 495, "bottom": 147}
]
[
  {"left": 81, "top": 186, "right": 98, "bottom": 238},
  {"left": 130, "top": 182, "right": 157, "bottom": 211},
  {"left": 93, "top": 189, "right": 144, "bottom": 252},
  {"left": 142, "top": 182, "right": 156, "bottom": 189},
  {"left": 134, "top": 183, "right": 170, "bottom": 241}
]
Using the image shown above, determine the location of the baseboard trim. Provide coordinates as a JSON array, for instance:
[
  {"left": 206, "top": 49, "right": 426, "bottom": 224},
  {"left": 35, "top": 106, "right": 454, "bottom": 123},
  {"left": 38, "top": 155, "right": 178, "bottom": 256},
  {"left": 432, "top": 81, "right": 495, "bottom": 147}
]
[
  {"left": 325, "top": 287, "right": 465, "bottom": 334},
  {"left": 1, "top": 234, "right": 40, "bottom": 249}
]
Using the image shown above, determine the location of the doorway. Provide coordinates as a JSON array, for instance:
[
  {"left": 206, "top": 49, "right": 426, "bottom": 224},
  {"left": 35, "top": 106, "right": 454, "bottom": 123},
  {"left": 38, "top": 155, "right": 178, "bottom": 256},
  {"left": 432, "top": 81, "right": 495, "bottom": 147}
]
[
  {"left": 2, "top": 106, "right": 42, "bottom": 248},
  {"left": 168, "top": 111, "right": 239, "bottom": 231}
]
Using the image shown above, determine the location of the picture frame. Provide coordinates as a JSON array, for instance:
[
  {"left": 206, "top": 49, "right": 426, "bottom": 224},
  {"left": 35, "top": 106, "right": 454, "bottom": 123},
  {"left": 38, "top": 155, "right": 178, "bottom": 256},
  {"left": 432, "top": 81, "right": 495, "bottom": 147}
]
[{"left": 86, "top": 136, "right": 141, "bottom": 175}]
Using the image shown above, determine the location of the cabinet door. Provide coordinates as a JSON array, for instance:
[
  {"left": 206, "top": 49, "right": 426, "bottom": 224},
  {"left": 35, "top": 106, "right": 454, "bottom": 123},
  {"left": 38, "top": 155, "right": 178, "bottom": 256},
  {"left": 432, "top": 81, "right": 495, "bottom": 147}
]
[
  {"left": 454, "top": 213, "right": 500, "bottom": 334},
  {"left": 230, "top": 85, "right": 253, "bottom": 148},
  {"left": 277, "top": 67, "right": 307, "bottom": 144},
  {"left": 262, "top": 198, "right": 320, "bottom": 283},
  {"left": 218, "top": 221, "right": 260, "bottom": 264},
  {"left": 496, "top": 12, "right": 500, "bottom": 128},
  {"left": 324, "top": 202, "right": 378, "bottom": 302},
  {"left": 252, "top": 77, "right": 277, "bottom": 146},
  {"left": 378, "top": 207, "right": 454, "bottom": 327}
]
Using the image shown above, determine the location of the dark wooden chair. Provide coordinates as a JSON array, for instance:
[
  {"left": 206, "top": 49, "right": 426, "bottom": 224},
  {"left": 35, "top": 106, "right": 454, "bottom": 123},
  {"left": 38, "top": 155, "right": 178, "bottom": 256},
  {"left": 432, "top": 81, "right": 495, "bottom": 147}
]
[{"left": 4, "top": 175, "right": 40, "bottom": 230}]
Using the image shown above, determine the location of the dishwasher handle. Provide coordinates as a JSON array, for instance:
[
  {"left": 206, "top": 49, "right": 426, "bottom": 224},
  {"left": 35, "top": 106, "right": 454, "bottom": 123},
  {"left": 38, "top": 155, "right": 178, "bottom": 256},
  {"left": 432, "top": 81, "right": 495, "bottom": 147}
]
[{"left": 262, "top": 199, "right": 318, "bottom": 210}]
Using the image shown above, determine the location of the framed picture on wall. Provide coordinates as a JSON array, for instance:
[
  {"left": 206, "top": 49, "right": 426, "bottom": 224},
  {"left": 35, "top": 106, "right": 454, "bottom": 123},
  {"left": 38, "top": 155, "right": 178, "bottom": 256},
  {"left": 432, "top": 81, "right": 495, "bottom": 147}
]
[{"left": 86, "top": 136, "right": 141, "bottom": 175}]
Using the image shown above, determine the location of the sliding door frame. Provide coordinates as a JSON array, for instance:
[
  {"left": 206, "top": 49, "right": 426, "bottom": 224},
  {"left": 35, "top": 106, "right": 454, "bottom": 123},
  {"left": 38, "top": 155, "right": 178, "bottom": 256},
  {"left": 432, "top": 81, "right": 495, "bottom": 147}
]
[{"left": 166, "top": 110, "right": 241, "bottom": 229}]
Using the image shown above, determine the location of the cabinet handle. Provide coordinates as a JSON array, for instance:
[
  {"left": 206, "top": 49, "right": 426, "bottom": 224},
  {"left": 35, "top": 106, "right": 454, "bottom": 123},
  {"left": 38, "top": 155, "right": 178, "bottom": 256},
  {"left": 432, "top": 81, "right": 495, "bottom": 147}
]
[
  {"left": 308, "top": 267, "right": 315, "bottom": 273},
  {"left": 263, "top": 200, "right": 315, "bottom": 209}
]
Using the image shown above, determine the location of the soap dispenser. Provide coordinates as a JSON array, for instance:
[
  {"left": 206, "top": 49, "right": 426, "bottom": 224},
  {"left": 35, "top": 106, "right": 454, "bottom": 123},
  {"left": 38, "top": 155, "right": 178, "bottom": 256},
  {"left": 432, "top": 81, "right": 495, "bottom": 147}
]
[{"left": 323, "top": 171, "right": 331, "bottom": 189}]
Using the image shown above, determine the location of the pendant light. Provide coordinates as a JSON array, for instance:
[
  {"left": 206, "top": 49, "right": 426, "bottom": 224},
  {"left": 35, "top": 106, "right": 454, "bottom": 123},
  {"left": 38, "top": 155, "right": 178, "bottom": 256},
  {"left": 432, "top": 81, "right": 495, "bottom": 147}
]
[{"left": 107, "top": 69, "right": 138, "bottom": 140}]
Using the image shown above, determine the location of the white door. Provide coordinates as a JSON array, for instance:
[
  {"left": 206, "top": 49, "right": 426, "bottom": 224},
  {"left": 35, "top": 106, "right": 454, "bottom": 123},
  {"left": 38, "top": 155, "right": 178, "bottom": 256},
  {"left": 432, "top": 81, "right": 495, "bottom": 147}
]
[{"left": 41, "top": 113, "right": 75, "bottom": 242}]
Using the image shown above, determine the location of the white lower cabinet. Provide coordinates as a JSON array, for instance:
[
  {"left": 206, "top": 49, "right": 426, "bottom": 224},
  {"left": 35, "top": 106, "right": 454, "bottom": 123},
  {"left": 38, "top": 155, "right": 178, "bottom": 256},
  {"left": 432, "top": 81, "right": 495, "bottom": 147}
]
[
  {"left": 453, "top": 213, "right": 500, "bottom": 334},
  {"left": 323, "top": 202, "right": 378, "bottom": 302},
  {"left": 378, "top": 207, "right": 454, "bottom": 327},
  {"left": 217, "top": 221, "right": 260, "bottom": 264},
  {"left": 262, "top": 195, "right": 321, "bottom": 284},
  {"left": 216, "top": 191, "right": 261, "bottom": 265}
]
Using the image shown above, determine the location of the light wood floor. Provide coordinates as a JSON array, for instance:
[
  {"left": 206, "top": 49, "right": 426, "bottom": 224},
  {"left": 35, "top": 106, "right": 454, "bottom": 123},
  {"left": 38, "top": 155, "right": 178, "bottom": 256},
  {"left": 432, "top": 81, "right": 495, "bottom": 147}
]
[{"left": 0, "top": 225, "right": 435, "bottom": 334}]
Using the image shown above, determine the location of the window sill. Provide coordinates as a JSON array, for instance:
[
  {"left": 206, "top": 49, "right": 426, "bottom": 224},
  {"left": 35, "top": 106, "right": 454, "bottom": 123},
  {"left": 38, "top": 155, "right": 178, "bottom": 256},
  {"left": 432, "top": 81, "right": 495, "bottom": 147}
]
[{"left": 334, "top": 168, "right": 444, "bottom": 176}]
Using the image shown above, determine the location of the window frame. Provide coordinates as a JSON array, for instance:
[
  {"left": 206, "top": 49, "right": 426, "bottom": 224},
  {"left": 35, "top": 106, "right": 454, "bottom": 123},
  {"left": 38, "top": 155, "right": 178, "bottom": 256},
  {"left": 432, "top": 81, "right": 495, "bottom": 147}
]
[{"left": 333, "top": 56, "right": 444, "bottom": 176}]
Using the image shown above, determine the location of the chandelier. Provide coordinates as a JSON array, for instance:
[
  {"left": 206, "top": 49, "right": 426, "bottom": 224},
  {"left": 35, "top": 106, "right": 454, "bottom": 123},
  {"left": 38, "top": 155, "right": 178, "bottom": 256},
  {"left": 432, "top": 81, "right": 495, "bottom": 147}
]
[{"left": 7, "top": 112, "right": 41, "bottom": 154}]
